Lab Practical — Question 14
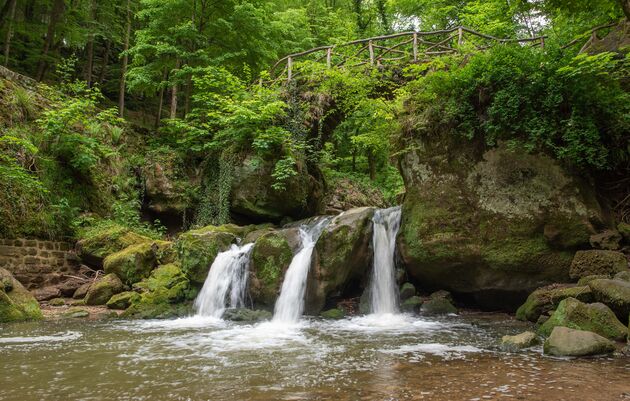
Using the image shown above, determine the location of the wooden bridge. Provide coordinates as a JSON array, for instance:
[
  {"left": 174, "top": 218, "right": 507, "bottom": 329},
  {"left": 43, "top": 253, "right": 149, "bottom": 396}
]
[{"left": 267, "top": 26, "right": 546, "bottom": 84}]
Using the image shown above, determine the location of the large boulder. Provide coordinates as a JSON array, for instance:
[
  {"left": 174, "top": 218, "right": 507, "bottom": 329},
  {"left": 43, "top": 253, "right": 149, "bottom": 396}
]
[
  {"left": 0, "top": 268, "right": 42, "bottom": 322},
  {"left": 569, "top": 250, "right": 628, "bottom": 280},
  {"left": 588, "top": 278, "right": 630, "bottom": 323},
  {"left": 515, "top": 285, "right": 593, "bottom": 322},
  {"left": 103, "top": 241, "right": 173, "bottom": 285},
  {"left": 305, "top": 208, "right": 375, "bottom": 314},
  {"left": 175, "top": 225, "right": 238, "bottom": 285},
  {"left": 543, "top": 326, "right": 615, "bottom": 357},
  {"left": 397, "top": 140, "right": 603, "bottom": 310},
  {"left": 123, "top": 264, "right": 193, "bottom": 319},
  {"left": 230, "top": 154, "right": 324, "bottom": 222},
  {"left": 84, "top": 273, "right": 124, "bottom": 305},
  {"left": 76, "top": 223, "right": 152, "bottom": 268},
  {"left": 589, "top": 230, "right": 622, "bottom": 250},
  {"left": 248, "top": 229, "right": 297, "bottom": 307},
  {"left": 538, "top": 297, "right": 626, "bottom": 341}
]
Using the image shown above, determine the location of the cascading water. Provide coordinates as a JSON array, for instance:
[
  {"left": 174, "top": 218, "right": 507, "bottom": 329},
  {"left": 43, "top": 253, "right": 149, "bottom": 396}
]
[
  {"left": 272, "top": 218, "right": 331, "bottom": 323},
  {"left": 194, "top": 243, "right": 254, "bottom": 318},
  {"left": 369, "top": 206, "right": 402, "bottom": 315}
]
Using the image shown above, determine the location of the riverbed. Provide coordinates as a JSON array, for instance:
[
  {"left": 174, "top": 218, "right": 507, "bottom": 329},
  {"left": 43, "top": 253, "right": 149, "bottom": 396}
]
[{"left": 1, "top": 312, "right": 628, "bottom": 401}]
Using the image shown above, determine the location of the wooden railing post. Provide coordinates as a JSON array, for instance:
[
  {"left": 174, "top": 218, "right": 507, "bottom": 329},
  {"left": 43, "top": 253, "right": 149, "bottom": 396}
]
[
  {"left": 413, "top": 32, "right": 418, "bottom": 62},
  {"left": 458, "top": 27, "right": 463, "bottom": 46},
  {"left": 326, "top": 47, "right": 332, "bottom": 68},
  {"left": 368, "top": 40, "right": 374, "bottom": 65},
  {"left": 287, "top": 56, "right": 292, "bottom": 81}
]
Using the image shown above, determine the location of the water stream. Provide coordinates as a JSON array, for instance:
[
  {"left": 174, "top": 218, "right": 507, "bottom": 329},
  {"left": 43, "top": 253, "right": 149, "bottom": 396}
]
[
  {"left": 369, "top": 207, "right": 402, "bottom": 315},
  {"left": 194, "top": 243, "right": 254, "bottom": 318},
  {"left": 273, "top": 218, "right": 330, "bottom": 323}
]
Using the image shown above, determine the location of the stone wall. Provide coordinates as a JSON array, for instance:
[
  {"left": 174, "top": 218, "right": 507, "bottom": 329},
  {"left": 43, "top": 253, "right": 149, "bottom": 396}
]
[{"left": 0, "top": 238, "right": 81, "bottom": 290}]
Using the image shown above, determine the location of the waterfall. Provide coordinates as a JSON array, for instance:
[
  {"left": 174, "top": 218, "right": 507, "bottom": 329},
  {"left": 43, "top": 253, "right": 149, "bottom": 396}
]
[
  {"left": 273, "top": 218, "right": 331, "bottom": 323},
  {"left": 194, "top": 243, "right": 254, "bottom": 318},
  {"left": 369, "top": 206, "right": 402, "bottom": 315}
]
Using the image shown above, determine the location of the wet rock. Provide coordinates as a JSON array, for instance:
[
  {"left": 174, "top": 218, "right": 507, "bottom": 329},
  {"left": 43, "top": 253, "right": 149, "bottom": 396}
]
[
  {"left": 569, "top": 250, "right": 628, "bottom": 280},
  {"left": 106, "top": 291, "right": 141, "bottom": 310},
  {"left": 123, "top": 264, "right": 193, "bottom": 319},
  {"left": 516, "top": 285, "right": 593, "bottom": 322},
  {"left": 320, "top": 308, "right": 345, "bottom": 319},
  {"left": 399, "top": 283, "right": 416, "bottom": 301},
  {"left": 577, "top": 274, "right": 611, "bottom": 286},
  {"left": 538, "top": 297, "right": 626, "bottom": 341},
  {"left": 589, "top": 230, "right": 622, "bottom": 250},
  {"left": 421, "top": 297, "right": 457, "bottom": 315},
  {"left": 0, "top": 268, "right": 42, "bottom": 323},
  {"left": 62, "top": 307, "right": 89, "bottom": 318},
  {"left": 175, "top": 225, "right": 238, "bottom": 285},
  {"left": 501, "top": 331, "right": 539, "bottom": 352},
  {"left": 429, "top": 290, "right": 454, "bottom": 304},
  {"left": 76, "top": 223, "right": 152, "bottom": 268},
  {"left": 543, "top": 326, "right": 615, "bottom": 357},
  {"left": 588, "top": 278, "right": 630, "bottom": 322},
  {"left": 32, "top": 286, "right": 61, "bottom": 301},
  {"left": 248, "top": 230, "right": 296, "bottom": 307},
  {"left": 222, "top": 308, "right": 272, "bottom": 322},
  {"left": 85, "top": 274, "right": 124, "bottom": 306},
  {"left": 48, "top": 298, "right": 65, "bottom": 306},
  {"left": 397, "top": 142, "right": 601, "bottom": 311},
  {"left": 306, "top": 208, "right": 375, "bottom": 314},
  {"left": 401, "top": 296, "right": 422, "bottom": 313},
  {"left": 104, "top": 241, "right": 172, "bottom": 286}
]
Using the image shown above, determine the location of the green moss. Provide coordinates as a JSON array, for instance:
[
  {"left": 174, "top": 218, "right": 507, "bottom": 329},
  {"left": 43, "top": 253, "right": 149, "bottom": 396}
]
[
  {"left": 175, "top": 227, "right": 236, "bottom": 285},
  {"left": 516, "top": 285, "right": 593, "bottom": 322},
  {"left": 0, "top": 268, "right": 42, "bottom": 323},
  {"left": 538, "top": 297, "right": 627, "bottom": 341},
  {"left": 106, "top": 291, "right": 141, "bottom": 310},
  {"left": 401, "top": 296, "right": 423, "bottom": 313},
  {"left": 48, "top": 298, "right": 65, "bottom": 306},
  {"left": 62, "top": 307, "right": 89, "bottom": 318},
  {"left": 250, "top": 232, "right": 293, "bottom": 306},
  {"left": 85, "top": 273, "right": 124, "bottom": 305},
  {"left": 320, "top": 308, "right": 345, "bottom": 319},
  {"left": 103, "top": 241, "right": 171, "bottom": 285},
  {"left": 77, "top": 222, "right": 152, "bottom": 261}
]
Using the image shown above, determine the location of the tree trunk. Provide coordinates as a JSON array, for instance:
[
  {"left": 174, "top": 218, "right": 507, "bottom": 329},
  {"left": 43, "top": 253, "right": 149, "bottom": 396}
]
[
  {"left": 621, "top": 0, "right": 630, "bottom": 20},
  {"left": 169, "top": 60, "right": 181, "bottom": 119},
  {"left": 351, "top": 147, "right": 357, "bottom": 172},
  {"left": 85, "top": 0, "right": 97, "bottom": 86},
  {"left": 98, "top": 39, "right": 111, "bottom": 85},
  {"left": 3, "top": 0, "right": 16, "bottom": 66},
  {"left": 36, "top": 0, "right": 65, "bottom": 81},
  {"left": 367, "top": 150, "right": 376, "bottom": 181},
  {"left": 155, "top": 69, "right": 167, "bottom": 129},
  {"left": 184, "top": 75, "right": 192, "bottom": 117},
  {"left": 118, "top": 0, "right": 131, "bottom": 117}
]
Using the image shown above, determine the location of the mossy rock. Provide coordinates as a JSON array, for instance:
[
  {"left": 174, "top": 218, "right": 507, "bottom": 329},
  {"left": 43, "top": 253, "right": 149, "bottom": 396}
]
[
  {"left": 401, "top": 296, "right": 422, "bottom": 313},
  {"left": 588, "top": 278, "right": 630, "bottom": 323},
  {"left": 62, "top": 307, "right": 89, "bottom": 319},
  {"left": 123, "top": 264, "right": 193, "bottom": 319},
  {"left": 306, "top": 207, "right": 375, "bottom": 314},
  {"left": 569, "top": 250, "right": 628, "bottom": 280},
  {"left": 77, "top": 223, "right": 152, "bottom": 267},
  {"left": 501, "top": 331, "right": 539, "bottom": 352},
  {"left": 106, "top": 291, "right": 141, "bottom": 310},
  {"left": 0, "top": 268, "right": 42, "bottom": 323},
  {"left": 84, "top": 273, "right": 124, "bottom": 305},
  {"left": 320, "top": 308, "right": 345, "bottom": 319},
  {"left": 543, "top": 326, "right": 615, "bottom": 357},
  {"left": 73, "top": 282, "right": 91, "bottom": 299},
  {"left": 103, "top": 241, "right": 172, "bottom": 285},
  {"left": 249, "top": 231, "right": 294, "bottom": 306},
  {"left": 399, "top": 283, "right": 416, "bottom": 301},
  {"left": 589, "top": 230, "right": 622, "bottom": 250},
  {"left": 48, "top": 298, "right": 65, "bottom": 306},
  {"left": 223, "top": 308, "right": 272, "bottom": 322},
  {"left": 614, "top": 271, "right": 630, "bottom": 282},
  {"left": 618, "top": 222, "right": 630, "bottom": 243},
  {"left": 175, "top": 226, "right": 237, "bottom": 285},
  {"left": 515, "top": 285, "right": 593, "bottom": 322},
  {"left": 577, "top": 275, "right": 611, "bottom": 286},
  {"left": 421, "top": 297, "right": 457, "bottom": 315},
  {"left": 538, "top": 297, "right": 626, "bottom": 341}
]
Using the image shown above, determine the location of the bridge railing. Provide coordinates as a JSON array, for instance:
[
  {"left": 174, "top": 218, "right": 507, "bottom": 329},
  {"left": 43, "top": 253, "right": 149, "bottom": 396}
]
[{"left": 266, "top": 26, "right": 546, "bottom": 85}]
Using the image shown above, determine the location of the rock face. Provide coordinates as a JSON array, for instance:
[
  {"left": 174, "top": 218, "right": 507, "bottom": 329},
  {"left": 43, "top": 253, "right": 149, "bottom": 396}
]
[
  {"left": 76, "top": 224, "right": 151, "bottom": 268},
  {"left": 543, "top": 326, "right": 615, "bottom": 357},
  {"left": 230, "top": 154, "right": 324, "bottom": 222},
  {"left": 397, "top": 139, "right": 604, "bottom": 310},
  {"left": 305, "top": 208, "right": 375, "bottom": 314},
  {"left": 123, "top": 264, "right": 192, "bottom": 319},
  {"left": 0, "top": 268, "right": 42, "bottom": 322},
  {"left": 588, "top": 278, "right": 630, "bottom": 322},
  {"left": 84, "top": 273, "right": 124, "bottom": 305},
  {"left": 175, "top": 225, "right": 238, "bottom": 285},
  {"left": 248, "top": 230, "right": 296, "bottom": 307},
  {"left": 589, "top": 230, "right": 622, "bottom": 250},
  {"left": 515, "top": 285, "right": 593, "bottom": 322},
  {"left": 103, "top": 241, "right": 172, "bottom": 285},
  {"left": 538, "top": 297, "right": 626, "bottom": 341},
  {"left": 501, "top": 331, "right": 539, "bottom": 352},
  {"left": 569, "top": 250, "right": 628, "bottom": 280}
]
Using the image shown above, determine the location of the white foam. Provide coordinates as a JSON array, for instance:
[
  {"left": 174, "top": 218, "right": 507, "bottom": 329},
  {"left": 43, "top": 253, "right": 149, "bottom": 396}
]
[
  {"left": 0, "top": 331, "right": 82, "bottom": 344},
  {"left": 382, "top": 343, "right": 482, "bottom": 357},
  {"left": 324, "top": 313, "right": 444, "bottom": 333}
]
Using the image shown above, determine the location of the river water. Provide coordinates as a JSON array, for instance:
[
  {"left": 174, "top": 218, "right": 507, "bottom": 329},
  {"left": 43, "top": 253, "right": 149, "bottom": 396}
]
[{"left": 1, "top": 312, "right": 628, "bottom": 401}]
